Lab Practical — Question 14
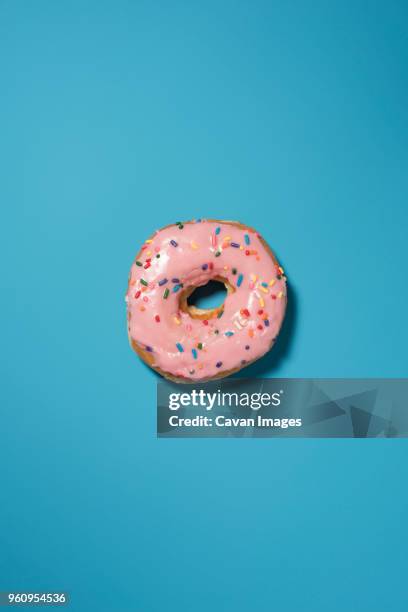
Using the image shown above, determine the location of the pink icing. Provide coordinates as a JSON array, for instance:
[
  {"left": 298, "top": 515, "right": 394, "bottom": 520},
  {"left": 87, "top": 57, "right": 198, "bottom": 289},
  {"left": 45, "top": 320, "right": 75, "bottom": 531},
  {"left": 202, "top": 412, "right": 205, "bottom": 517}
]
[{"left": 126, "top": 220, "right": 287, "bottom": 381}]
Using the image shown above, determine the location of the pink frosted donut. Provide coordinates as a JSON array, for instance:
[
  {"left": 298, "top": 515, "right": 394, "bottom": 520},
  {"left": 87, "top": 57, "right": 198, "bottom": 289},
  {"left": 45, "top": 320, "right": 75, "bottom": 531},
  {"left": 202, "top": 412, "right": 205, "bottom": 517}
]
[{"left": 126, "top": 219, "right": 287, "bottom": 382}]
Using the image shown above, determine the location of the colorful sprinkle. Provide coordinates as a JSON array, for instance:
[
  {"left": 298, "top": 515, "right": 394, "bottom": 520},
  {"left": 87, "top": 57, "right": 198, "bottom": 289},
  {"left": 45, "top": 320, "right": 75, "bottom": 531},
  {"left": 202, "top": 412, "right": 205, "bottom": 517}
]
[
  {"left": 191, "top": 241, "right": 199, "bottom": 249},
  {"left": 172, "top": 278, "right": 180, "bottom": 283},
  {"left": 269, "top": 279, "right": 276, "bottom": 286},
  {"left": 230, "top": 242, "right": 240, "bottom": 248},
  {"left": 158, "top": 278, "right": 168, "bottom": 286},
  {"left": 192, "top": 348, "right": 198, "bottom": 360},
  {"left": 173, "top": 284, "right": 182, "bottom": 293},
  {"left": 217, "top": 310, "right": 224, "bottom": 318},
  {"left": 140, "top": 279, "right": 148, "bottom": 286},
  {"left": 261, "top": 282, "right": 268, "bottom": 288},
  {"left": 216, "top": 361, "right": 222, "bottom": 368},
  {"left": 245, "top": 250, "right": 250, "bottom": 256},
  {"left": 244, "top": 234, "right": 250, "bottom": 245},
  {"left": 136, "top": 261, "right": 142, "bottom": 267},
  {"left": 215, "top": 227, "right": 221, "bottom": 235},
  {"left": 278, "top": 291, "right": 284, "bottom": 299},
  {"left": 145, "top": 345, "right": 153, "bottom": 352},
  {"left": 176, "top": 342, "right": 184, "bottom": 352},
  {"left": 215, "top": 251, "right": 221, "bottom": 257},
  {"left": 264, "top": 319, "right": 270, "bottom": 326},
  {"left": 237, "top": 274, "right": 243, "bottom": 287},
  {"left": 259, "top": 297, "right": 265, "bottom": 308},
  {"left": 202, "top": 263, "right": 208, "bottom": 270},
  {"left": 225, "top": 331, "right": 234, "bottom": 337},
  {"left": 240, "top": 308, "right": 250, "bottom": 317},
  {"left": 232, "top": 268, "right": 237, "bottom": 275},
  {"left": 163, "top": 288, "right": 169, "bottom": 299},
  {"left": 155, "top": 315, "right": 160, "bottom": 323},
  {"left": 170, "top": 240, "right": 178, "bottom": 247},
  {"left": 203, "top": 320, "right": 208, "bottom": 326},
  {"left": 245, "top": 345, "right": 250, "bottom": 350},
  {"left": 197, "top": 342, "right": 203, "bottom": 350},
  {"left": 134, "top": 291, "right": 141, "bottom": 299},
  {"left": 144, "top": 262, "right": 151, "bottom": 269},
  {"left": 259, "top": 286, "right": 268, "bottom": 293},
  {"left": 174, "top": 316, "right": 181, "bottom": 325}
]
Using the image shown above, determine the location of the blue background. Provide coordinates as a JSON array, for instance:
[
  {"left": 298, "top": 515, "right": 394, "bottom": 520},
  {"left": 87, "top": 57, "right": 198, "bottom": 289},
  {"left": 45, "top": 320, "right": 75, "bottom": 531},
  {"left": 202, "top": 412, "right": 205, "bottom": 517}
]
[{"left": 1, "top": 1, "right": 407, "bottom": 610}]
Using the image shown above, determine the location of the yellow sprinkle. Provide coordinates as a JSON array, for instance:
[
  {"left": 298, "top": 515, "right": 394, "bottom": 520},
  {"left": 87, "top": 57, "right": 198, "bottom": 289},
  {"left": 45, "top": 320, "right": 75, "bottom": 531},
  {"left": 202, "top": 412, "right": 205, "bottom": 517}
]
[
  {"left": 239, "top": 246, "right": 244, "bottom": 250},
  {"left": 259, "top": 297, "right": 265, "bottom": 308},
  {"left": 145, "top": 239, "right": 153, "bottom": 243},
  {"left": 146, "top": 250, "right": 152, "bottom": 256},
  {"left": 190, "top": 241, "right": 199, "bottom": 250},
  {"left": 250, "top": 274, "right": 258, "bottom": 282},
  {"left": 269, "top": 279, "right": 276, "bottom": 286},
  {"left": 140, "top": 306, "right": 145, "bottom": 311},
  {"left": 259, "top": 286, "right": 268, "bottom": 293},
  {"left": 224, "top": 236, "right": 231, "bottom": 241},
  {"left": 224, "top": 265, "right": 229, "bottom": 270},
  {"left": 279, "top": 266, "right": 284, "bottom": 274},
  {"left": 278, "top": 291, "right": 283, "bottom": 299},
  {"left": 174, "top": 316, "right": 181, "bottom": 325}
]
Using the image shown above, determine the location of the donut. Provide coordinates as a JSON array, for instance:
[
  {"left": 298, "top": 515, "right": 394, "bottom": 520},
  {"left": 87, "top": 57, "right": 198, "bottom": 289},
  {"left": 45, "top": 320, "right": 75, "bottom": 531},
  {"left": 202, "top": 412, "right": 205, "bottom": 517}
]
[{"left": 126, "top": 219, "right": 287, "bottom": 382}]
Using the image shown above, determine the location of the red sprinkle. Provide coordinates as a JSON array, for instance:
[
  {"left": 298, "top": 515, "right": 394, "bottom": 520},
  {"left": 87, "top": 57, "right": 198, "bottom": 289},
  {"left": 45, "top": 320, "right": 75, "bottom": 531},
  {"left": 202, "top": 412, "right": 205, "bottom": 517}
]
[
  {"left": 245, "top": 250, "right": 250, "bottom": 256},
  {"left": 144, "top": 262, "right": 151, "bottom": 269},
  {"left": 241, "top": 308, "right": 250, "bottom": 317},
  {"left": 209, "top": 262, "right": 214, "bottom": 270},
  {"left": 258, "top": 309, "right": 263, "bottom": 315},
  {"left": 257, "top": 324, "right": 263, "bottom": 330},
  {"left": 203, "top": 320, "right": 209, "bottom": 325},
  {"left": 135, "top": 291, "right": 141, "bottom": 299},
  {"left": 271, "top": 294, "right": 277, "bottom": 300},
  {"left": 155, "top": 315, "right": 160, "bottom": 322}
]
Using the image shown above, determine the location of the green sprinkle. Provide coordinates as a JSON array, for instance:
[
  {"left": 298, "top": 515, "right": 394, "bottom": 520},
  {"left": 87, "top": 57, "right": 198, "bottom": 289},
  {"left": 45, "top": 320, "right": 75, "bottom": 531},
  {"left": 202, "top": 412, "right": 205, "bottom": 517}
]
[
  {"left": 163, "top": 288, "right": 169, "bottom": 299},
  {"left": 217, "top": 310, "right": 224, "bottom": 318},
  {"left": 215, "top": 251, "right": 221, "bottom": 257},
  {"left": 197, "top": 342, "right": 203, "bottom": 350},
  {"left": 136, "top": 261, "right": 142, "bottom": 267},
  {"left": 140, "top": 279, "right": 148, "bottom": 286},
  {"left": 232, "top": 268, "right": 237, "bottom": 275},
  {"left": 156, "top": 253, "right": 160, "bottom": 258}
]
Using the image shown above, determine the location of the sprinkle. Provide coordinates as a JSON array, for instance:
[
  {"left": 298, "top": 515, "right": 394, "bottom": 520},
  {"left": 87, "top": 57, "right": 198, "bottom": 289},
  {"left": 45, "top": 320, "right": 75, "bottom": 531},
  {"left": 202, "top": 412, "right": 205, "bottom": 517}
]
[
  {"left": 191, "top": 241, "right": 199, "bottom": 249},
  {"left": 170, "top": 240, "right": 178, "bottom": 247},
  {"left": 245, "top": 345, "right": 250, "bottom": 350},
  {"left": 214, "top": 329, "right": 219, "bottom": 334},
  {"left": 251, "top": 274, "right": 258, "bottom": 282},
  {"left": 248, "top": 329, "right": 254, "bottom": 338},
  {"left": 172, "top": 278, "right": 180, "bottom": 283},
  {"left": 143, "top": 296, "right": 148, "bottom": 302},
  {"left": 203, "top": 320, "right": 208, "bottom": 326},
  {"left": 196, "top": 218, "right": 202, "bottom": 223},
  {"left": 264, "top": 319, "right": 270, "bottom": 326},
  {"left": 215, "top": 251, "right": 221, "bottom": 257},
  {"left": 178, "top": 223, "right": 184, "bottom": 229},
  {"left": 225, "top": 331, "right": 234, "bottom": 337},
  {"left": 163, "top": 288, "right": 169, "bottom": 299},
  {"left": 240, "top": 308, "right": 250, "bottom": 317},
  {"left": 257, "top": 324, "right": 263, "bottom": 330},
  {"left": 202, "top": 263, "right": 208, "bottom": 270},
  {"left": 192, "top": 348, "right": 198, "bottom": 360},
  {"left": 140, "top": 279, "right": 148, "bottom": 286},
  {"left": 240, "top": 246, "right": 244, "bottom": 250},
  {"left": 215, "top": 227, "right": 221, "bottom": 235},
  {"left": 271, "top": 294, "right": 277, "bottom": 300},
  {"left": 197, "top": 342, "right": 203, "bottom": 350},
  {"left": 174, "top": 316, "right": 181, "bottom": 325},
  {"left": 237, "top": 274, "right": 243, "bottom": 287},
  {"left": 146, "top": 251, "right": 152, "bottom": 256},
  {"left": 136, "top": 261, "right": 142, "bottom": 267},
  {"left": 269, "top": 279, "right": 276, "bottom": 286},
  {"left": 144, "top": 262, "right": 151, "bottom": 269},
  {"left": 232, "top": 268, "right": 237, "bottom": 275},
  {"left": 145, "top": 345, "right": 153, "bottom": 352},
  {"left": 217, "top": 310, "right": 224, "bottom": 318},
  {"left": 244, "top": 234, "right": 250, "bottom": 245},
  {"left": 259, "top": 297, "right": 265, "bottom": 308},
  {"left": 173, "top": 284, "right": 182, "bottom": 293},
  {"left": 278, "top": 291, "right": 284, "bottom": 299},
  {"left": 216, "top": 361, "right": 222, "bottom": 368},
  {"left": 245, "top": 250, "right": 250, "bottom": 256},
  {"left": 145, "top": 239, "right": 153, "bottom": 244},
  {"left": 209, "top": 262, "right": 214, "bottom": 270},
  {"left": 259, "top": 286, "right": 268, "bottom": 293},
  {"left": 261, "top": 282, "right": 268, "bottom": 288},
  {"left": 241, "top": 359, "right": 247, "bottom": 365},
  {"left": 230, "top": 242, "right": 240, "bottom": 248},
  {"left": 158, "top": 278, "right": 168, "bottom": 286},
  {"left": 223, "top": 266, "right": 229, "bottom": 271},
  {"left": 134, "top": 291, "right": 141, "bottom": 299},
  {"left": 249, "top": 282, "right": 255, "bottom": 290},
  {"left": 155, "top": 315, "right": 160, "bottom": 322},
  {"left": 156, "top": 254, "right": 160, "bottom": 258},
  {"left": 258, "top": 309, "right": 264, "bottom": 315},
  {"left": 176, "top": 342, "right": 184, "bottom": 352}
]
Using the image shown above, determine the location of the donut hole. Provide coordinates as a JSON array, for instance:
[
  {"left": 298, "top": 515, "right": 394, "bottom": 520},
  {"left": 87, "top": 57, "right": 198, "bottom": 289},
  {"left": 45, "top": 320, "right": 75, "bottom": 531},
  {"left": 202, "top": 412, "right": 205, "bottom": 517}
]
[
  {"left": 180, "top": 276, "right": 234, "bottom": 320},
  {"left": 187, "top": 280, "right": 227, "bottom": 310}
]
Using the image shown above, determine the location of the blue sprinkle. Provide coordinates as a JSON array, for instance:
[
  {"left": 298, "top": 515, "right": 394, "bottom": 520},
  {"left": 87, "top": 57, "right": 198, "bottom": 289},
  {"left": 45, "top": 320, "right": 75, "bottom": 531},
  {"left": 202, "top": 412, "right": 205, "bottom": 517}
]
[
  {"left": 176, "top": 343, "right": 184, "bottom": 352},
  {"left": 158, "top": 278, "right": 168, "bottom": 286},
  {"left": 244, "top": 234, "right": 250, "bottom": 245},
  {"left": 215, "top": 227, "right": 221, "bottom": 235},
  {"left": 172, "top": 277, "right": 180, "bottom": 283},
  {"left": 264, "top": 319, "right": 270, "bottom": 327},
  {"left": 230, "top": 242, "right": 240, "bottom": 248},
  {"left": 237, "top": 274, "right": 243, "bottom": 287},
  {"left": 202, "top": 263, "right": 208, "bottom": 270},
  {"left": 170, "top": 240, "right": 178, "bottom": 247},
  {"left": 216, "top": 361, "right": 222, "bottom": 368},
  {"left": 145, "top": 346, "right": 153, "bottom": 352},
  {"left": 261, "top": 282, "right": 268, "bottom": 288},
  {"left": 192, "top": 348, "right": 198, "bottom": 360},
  {"left": 196, "top": 218, "right": 202, "bottom": 223},
  {"left": 173, "top": 284, "right": 182, "bottom": 293},
  {"left": 225, "top": 331, "right": 234, "bottom": 337}
]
